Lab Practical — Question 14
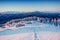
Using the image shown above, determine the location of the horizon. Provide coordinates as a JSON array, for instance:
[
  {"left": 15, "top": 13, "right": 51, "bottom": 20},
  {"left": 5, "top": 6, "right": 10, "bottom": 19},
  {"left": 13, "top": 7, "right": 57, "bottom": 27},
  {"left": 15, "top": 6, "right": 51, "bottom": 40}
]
[{"left": 0, "top": 11, "right": 60, "bottom": 13}]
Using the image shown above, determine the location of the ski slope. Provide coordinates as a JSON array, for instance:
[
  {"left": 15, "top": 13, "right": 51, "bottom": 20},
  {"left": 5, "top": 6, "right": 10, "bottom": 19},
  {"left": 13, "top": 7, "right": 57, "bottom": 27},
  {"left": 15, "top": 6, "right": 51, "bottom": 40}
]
[{"left": 0, "top": 21, "right": 60, "bottom": 40}]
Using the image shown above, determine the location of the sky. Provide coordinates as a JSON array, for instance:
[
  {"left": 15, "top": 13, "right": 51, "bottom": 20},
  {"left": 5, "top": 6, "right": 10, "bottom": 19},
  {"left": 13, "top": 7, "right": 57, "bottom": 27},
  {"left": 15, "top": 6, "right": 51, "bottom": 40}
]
[{"left": 0, "top": 0, "right": 60, "bottom": 12}]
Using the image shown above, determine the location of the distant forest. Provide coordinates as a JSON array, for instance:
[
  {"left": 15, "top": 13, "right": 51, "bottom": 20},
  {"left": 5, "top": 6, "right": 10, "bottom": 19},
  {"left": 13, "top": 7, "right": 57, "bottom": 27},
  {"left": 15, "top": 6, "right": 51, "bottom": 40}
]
[{"left": 0, "top": 11, "right": 60, "bottom": 24}]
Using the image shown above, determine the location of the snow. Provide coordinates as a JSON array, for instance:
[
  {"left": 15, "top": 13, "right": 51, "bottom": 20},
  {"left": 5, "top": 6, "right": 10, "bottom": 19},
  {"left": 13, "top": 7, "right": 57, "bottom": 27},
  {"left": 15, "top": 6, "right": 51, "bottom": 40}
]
[
  {"left": 0, "top": 21, "right": 60, "bottom": 40},
  {"left": 37, "top": 32, "right": 60, "bottom": 40},
  {"left": 0, "top": 32, "right": 34, "bottom": 40},
  {"left": 0, "top": 32, "right": 60, "bottom": 40}
]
